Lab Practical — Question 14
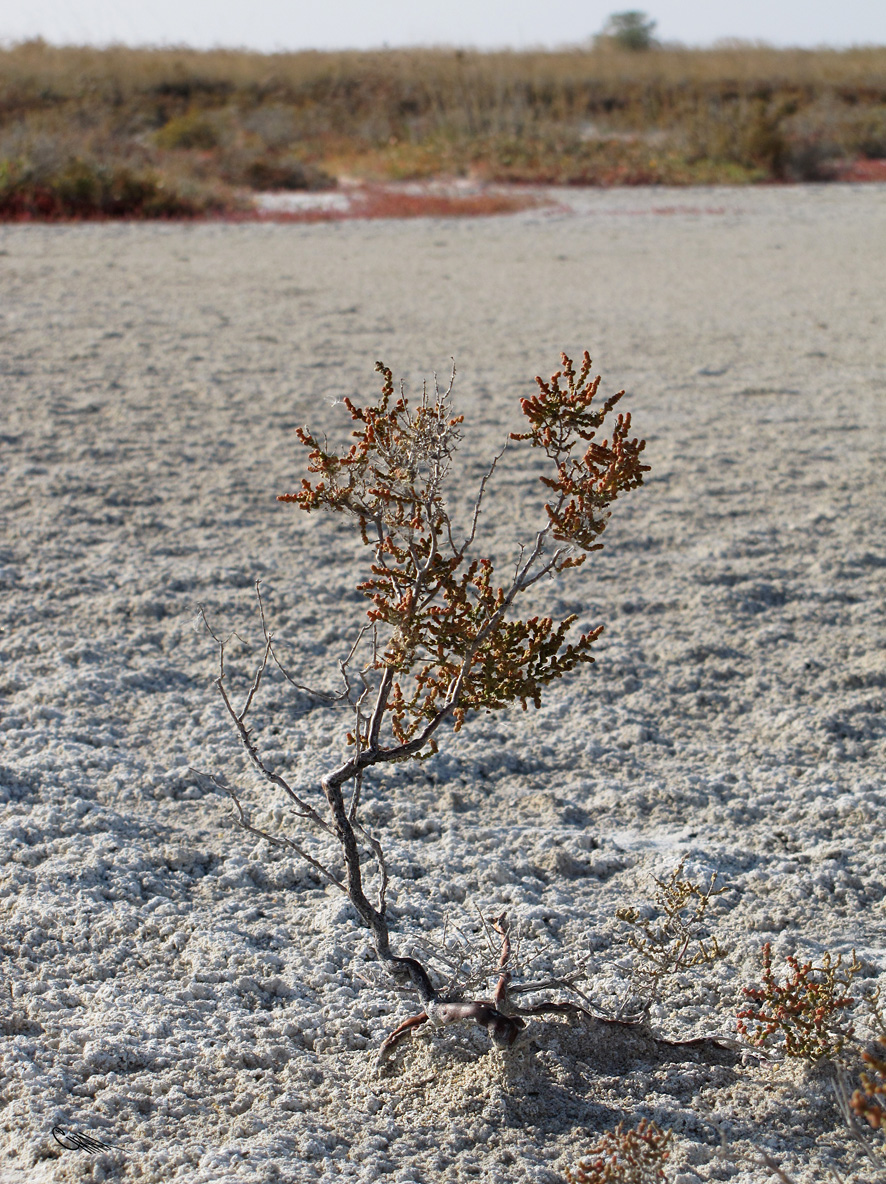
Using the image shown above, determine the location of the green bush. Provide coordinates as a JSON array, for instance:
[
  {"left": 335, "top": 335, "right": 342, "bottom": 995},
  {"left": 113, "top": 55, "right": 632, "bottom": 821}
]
[
  {"left": 0, "top": 151, "right": 231, "bottom": 218},
  {"left": 155, "top": 109, "right": 225, "bottom": 150},
  {"left": 218, "top": 149, "right": 334, "bottom": 191}
]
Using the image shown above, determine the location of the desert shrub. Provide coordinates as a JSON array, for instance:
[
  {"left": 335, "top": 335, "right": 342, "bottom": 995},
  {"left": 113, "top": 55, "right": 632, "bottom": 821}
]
[
  {"left": 848, "top": 989, "right": 886, "bottom": 1144},
  {"left": 566, "top": 1119, "right": 672, "bottom": 1184},
  {"left": 774, "top": 97, "right": 886, "bottom": 179},
  {"left": 217, "top": 150, "right": 334, "bottom": 191},
  {"left": 613, "top": 860, "right": 726, "bottom": 1015},
  {"left": 0, "top": 152, "right": 225, "bottom": 218},
  {"left": 853, "top": 109, "right": 886, "bottom": 159},
  {"left": 0, "top": 121, "right": 240, "bottom": 218},
  {"left": 151, "top": 105, "right": 335, "bottom": 193},
  {"left": 240, "top": 104, "right": 300, "bottom": 150},
  {"left": 200, "top": 352, "right": 648, "bottom": 1062},
  {"left": 680, "top": 98, "right": 792, "bottom": 177},
  {"left": 736, "top": 943, "right": 862, "bottom": 1061},
  {"left": 154, "top": 108, "right": 226, "bottom": 150}
]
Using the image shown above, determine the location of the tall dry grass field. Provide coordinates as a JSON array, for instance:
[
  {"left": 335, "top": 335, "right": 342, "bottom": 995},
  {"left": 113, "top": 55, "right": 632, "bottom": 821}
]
[{"left": 1, "top": 39, "right": 885, "bottom": 216}]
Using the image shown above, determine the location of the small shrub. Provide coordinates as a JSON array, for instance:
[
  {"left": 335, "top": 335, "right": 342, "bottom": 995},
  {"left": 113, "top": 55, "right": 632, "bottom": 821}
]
[
  {"left": 736, "top": 943, "right": 861, "bottom": 1061},
  {"left": 0, "top": 124, "right": 241, "bottom": 219},
  {"left": 0, "top": 153, "right": 229, "bottom": 219},
  {"left": 849, "top": 989, "right": 886, "bottom": 1135},
  {"left": 566, "top": 1119, "right": 672, "bottom": 1184},
  {"left": 234, "top": 154, "right": 333, "bottom": 191},
  {"left": 155, "top": 109, "right": 224, "bottom": 151},
  {"left": 200, "top": 352, "right": 648, "bottom": 1063},
  {"left": 681, "top": 99, "right": 790, "bottom": 178},
  {"left": 614, "top": 860, "right": 726, "bottom": 1014}
]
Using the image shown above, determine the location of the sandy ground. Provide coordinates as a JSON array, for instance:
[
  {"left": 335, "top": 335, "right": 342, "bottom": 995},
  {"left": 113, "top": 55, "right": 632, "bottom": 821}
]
[{"left": 1, "top": 184, "right": 885, "bottom": 1184}]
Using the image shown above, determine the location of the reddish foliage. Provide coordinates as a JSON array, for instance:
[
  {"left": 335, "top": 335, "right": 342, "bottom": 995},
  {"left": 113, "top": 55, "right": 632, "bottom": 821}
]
[
  {"left": 736, "top": 942, "right": 860, "bottom": 1060},
  {"left": 511, "top": 351, "right": 646, "bottom": 554},
  {"left": 278, "top": 352, "right": 647, "bottom": 750},
  {"left": 852, "top": 1046, "right": 886, "bottom": 1130},
  {"left": 835, "top": 157, "right": 886, "bottom": 182},
  {"left": 253, "top": 186, "right": 542, "bottom": 223},
  {"left": 566, "top": 1120, "right": 672, "bottom": 1184}
]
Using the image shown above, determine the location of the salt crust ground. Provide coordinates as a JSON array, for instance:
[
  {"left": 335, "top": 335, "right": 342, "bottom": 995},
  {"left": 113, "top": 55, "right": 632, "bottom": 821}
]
[{"left": 0, "top": 185, "right": 885, "bottom": 1184}]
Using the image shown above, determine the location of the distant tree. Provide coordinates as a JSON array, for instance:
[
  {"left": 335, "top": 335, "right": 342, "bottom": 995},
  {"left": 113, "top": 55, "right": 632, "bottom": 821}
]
[{"left": 598, "top": 11, "right": 658, "bottom": 52}]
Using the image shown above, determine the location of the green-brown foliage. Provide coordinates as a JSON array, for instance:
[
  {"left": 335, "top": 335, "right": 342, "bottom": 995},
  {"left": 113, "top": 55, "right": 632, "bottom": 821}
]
[
  {"left": 614, "top": 861, "right": 727, "bottom": 1012},
  {"left": 0, "top": 150, "right": 227, "bottom": 219},
  {"left": 279, "top": 353, "right": 647, "bottom": 748},
  {"left": 203, "top": 352, "right": 647, "bottom": 1055},
  {"left": 736, "top": 943, "right": 862, "bottom": 1061}
]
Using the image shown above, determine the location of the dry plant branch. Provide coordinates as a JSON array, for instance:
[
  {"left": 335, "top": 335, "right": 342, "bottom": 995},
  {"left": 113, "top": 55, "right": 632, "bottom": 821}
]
[
  {"left": 613, "top": 860, "right": 727, "bottom": 1016},
  {"left": 201, "top": 351, "right": 649, "bottom": 1064}
]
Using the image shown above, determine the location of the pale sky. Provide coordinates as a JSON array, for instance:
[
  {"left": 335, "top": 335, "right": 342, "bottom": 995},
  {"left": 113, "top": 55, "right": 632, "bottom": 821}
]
[{"left": 2, "top": 0, "right": 884, "bottom": 52}]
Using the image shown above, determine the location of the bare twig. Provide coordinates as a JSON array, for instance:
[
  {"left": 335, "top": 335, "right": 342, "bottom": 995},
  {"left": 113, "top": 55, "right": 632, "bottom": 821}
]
[
  {"left": 758, "top": 1152, "right": 800, "bottom": 1184},
  {"left": 191, "top": 769, "right": 345, "bottom": 892},
  {"left": 198, "top": 608, "right": 336, "bottom": 837}
]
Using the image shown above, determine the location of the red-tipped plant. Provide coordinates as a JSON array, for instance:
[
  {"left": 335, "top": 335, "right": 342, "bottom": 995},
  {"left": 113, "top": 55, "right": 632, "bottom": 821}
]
[
  {"left": 736, "top": 943, "right": 861, "bottom": 1061},
  {"left": 201, "top": 351, "right": 648, "bottom": 1064},
  {"left": 566, "top": 1119, "right": 672, "bottom": 1184}
]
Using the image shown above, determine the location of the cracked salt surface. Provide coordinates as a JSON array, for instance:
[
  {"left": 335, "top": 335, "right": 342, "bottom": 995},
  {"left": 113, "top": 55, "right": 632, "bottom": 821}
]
[{"left": 1, "top": 184, "right": 885, "bottom": 1182}]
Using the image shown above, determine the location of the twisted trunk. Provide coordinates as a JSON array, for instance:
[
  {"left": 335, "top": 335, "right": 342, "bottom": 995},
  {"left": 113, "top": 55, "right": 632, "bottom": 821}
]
[{"left": 321, "top": 768, "right": 436, "bottom": 1004}]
